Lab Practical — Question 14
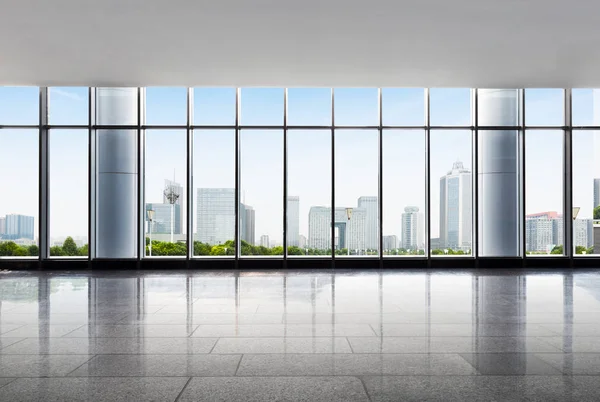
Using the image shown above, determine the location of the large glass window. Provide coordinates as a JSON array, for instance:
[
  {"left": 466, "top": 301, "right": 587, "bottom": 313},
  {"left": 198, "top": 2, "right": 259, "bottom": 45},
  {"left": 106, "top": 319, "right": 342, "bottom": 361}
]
[
  {"left": 382, "top": 88, "right": 425, "bottom": 126},
  {"left": 145, "top": 87, "right": 187, "bottom": 126},
  {"left": 525, "top": 89, "right": 564, "bottom": 126},
  {"left": 572, "top": 129, "right": 595, "bottom": 255},
  {"left": 382, "top": 130, "right": 426, "bottom": 256},
  {"left": 525, "top": 130, "right": 564, "bottom": 255},
  {"left": 193, "top": 130, "right": 236, "bottom": 257},
  {"left": 0, "top": 129, "right": 39, "bottom": 257},
  {"left": 287, "top": 130, "right": 331, "bottom": 256},
  {"left": 334, "top": 88, "right": 378, "bottom": 126},
  {"left": 0, "top": 87, "right": 39, "bottom": 125},
  {"left": 430, "top": 130, "right": 472, "bottom": 256},
  {"left": 240, "top": 130, "right": 283, "bottom": 256},
  {"left": 241, "top": 88, "right": 284, "bottom": 126},
  {"left": 49, "top": 130, "right": 88, "bottom": 257},
  {"left": 334, "top": 130, "right": 379, "bottom": 256},
  {"left": 48, "top": 87, "right": 89, "bottom": 125},
  {"left": 287, "top": 88, "right": 332, "bottom": 126},
  {"left": 144, "top": 130, "right": 187, "bottom": 257},
  {"left": 430, "top": 88, "right": 471, "bottom": 126},
  {"left": 193, "top": 88, "right": 236, "bottom": 126}
]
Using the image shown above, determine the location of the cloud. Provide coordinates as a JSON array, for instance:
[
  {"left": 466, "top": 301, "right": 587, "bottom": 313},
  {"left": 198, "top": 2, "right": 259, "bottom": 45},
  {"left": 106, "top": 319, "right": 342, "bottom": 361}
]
[{"left": 50, "top": 88, "right": 85, "bottom": 102}]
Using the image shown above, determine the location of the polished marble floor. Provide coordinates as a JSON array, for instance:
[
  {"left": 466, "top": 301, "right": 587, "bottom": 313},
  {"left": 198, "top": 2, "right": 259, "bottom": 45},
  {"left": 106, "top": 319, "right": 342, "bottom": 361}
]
[{"left": 0, "top": 269, "right": 599, "bottom": 401}]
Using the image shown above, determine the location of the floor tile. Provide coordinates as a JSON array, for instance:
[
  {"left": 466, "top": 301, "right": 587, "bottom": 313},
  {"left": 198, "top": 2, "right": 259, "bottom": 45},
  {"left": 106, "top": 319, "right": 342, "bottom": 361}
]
[
  {"left": 0, "top": 377, "right": 189, "bottom": 402},
  {"left": 212, "top": 337, "right": 352, "bottom": 354},
  {"left": 0, "top": 324, "right": 85, "bottom": 338},
  {"left": 476, "top": 376, "right": 578, "bottom": 402},
  {"left": 362, "top": 376, "right": 496, "bottom": 402},
  {"left": 0, "top": 355, "right": 94, "bottom": 377},
  {"left": 178, "top": 376, "right": 369, "bottom": 402},
  {"left": 0, "top": 337, "right": 217, "bottom": 354},
  {"left": 68, "top": 354, "right": 241, "bottom": 376},
  {"left": 0, "top": 324, "right": 25, "bottom": 335},
  {"left": 373, "top": 323, "right": 560, "bottom": 337},
  {"left": 63, "top": 324, "right": 199, "bottom": 338},
  {"left": 459, "top": 353, "right": 563, "bottom": 375},
  {"left": 535, "top": 353, "right": 600, "bottom": 374},
  {"left": 0, "top": 378, "right": 15, "bottom": 388},
  {"left": 348, "top": 336, "right": 562, "bottom": 353},
  {"left": 236, "top": 354, "right": 476, "bottom": 376},
  {"left": 192, "top": 324, "right": 375, "bottom": 337},
  {"left": 0, "top": 338, "right": 26, "bottom": 350}
]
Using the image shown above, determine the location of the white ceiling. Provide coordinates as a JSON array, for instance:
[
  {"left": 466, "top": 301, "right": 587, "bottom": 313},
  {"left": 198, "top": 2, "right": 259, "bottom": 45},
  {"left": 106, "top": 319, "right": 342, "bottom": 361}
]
[{"left": 1, "top": 0, "right": 599, "bottom": 87}]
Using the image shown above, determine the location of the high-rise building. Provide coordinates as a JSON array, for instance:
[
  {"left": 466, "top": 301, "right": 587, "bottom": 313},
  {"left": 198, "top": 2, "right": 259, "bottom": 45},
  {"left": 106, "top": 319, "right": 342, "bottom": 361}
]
[
  {"left": 164, "top": 179, "right": 184, "bottom": 233},
  {"left": 525, "top": 212, "right": 560, "bottom": 252},
  {"left": 383, "top": 235, "right": 398, "bottom": 251},
  {"left": 260, "top": 235, "right": 270, "bottom": 248},
  {"left": 358, "top": 196, "right": 378, "bottom": 250},
  {"left": 240, "top": 204, "right": 255, "bottom": 245},
  {"left": 3, "top": 214, "right": 34, "bottom": 240},
  {"left": 298, "top": 234, "right": 307, "bottom": 249},
  {"left": 0, "top": 217, "right": 5, "bottom": 236},
  {"left": 145, "top": 203, "right": 181, "bottom": 235},
  {"left": 574, "top": 219, "right": 594, "bottom": 249},
  {"left": 401, "top": 206, "right": 424, "bottom": 250},
  {"left": 308, "top": 206, "right": 366, "bottom": 251},
  {"left": 440, "top": 161, "right": 472, "bottom": 250},
  {"left": 287, "top": 196, "right": 300, "bottom": 246},
  {"left": 196, "top": 188, "right": 254, "bottom": 245}
]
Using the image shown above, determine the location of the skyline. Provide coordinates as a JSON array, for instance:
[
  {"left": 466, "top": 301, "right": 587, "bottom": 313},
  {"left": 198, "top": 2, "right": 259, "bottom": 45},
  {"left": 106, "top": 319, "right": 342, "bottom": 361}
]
[{"left": 1, "top": 87, "right": 599, "bottom": 253}]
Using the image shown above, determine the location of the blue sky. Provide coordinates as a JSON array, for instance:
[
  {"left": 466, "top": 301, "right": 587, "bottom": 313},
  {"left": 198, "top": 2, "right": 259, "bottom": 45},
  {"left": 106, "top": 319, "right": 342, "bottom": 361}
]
[{"left": 0, "top": 86, "right": 595, "bottom": 248}]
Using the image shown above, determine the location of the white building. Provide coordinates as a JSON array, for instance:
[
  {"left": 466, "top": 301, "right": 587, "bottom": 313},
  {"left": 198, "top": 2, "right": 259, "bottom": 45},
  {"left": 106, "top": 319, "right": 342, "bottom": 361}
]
[
  {"left": 383, "top": 235, "right": 398, "bottom": 251},
  {"left": 401, "top": 206, "right": 424, "bottom": 250},
  {"left": 358, "top": 196, "right": 378, "bottom": 250},
  {"left": 260, "top": 235, "right": 270, "bottom": 248},
  {"left": 196, "top": 188, "right": 253, "bottom": 245},
  {"left": 440, "top": 161, "right": 472, "bottom": 251},
  {"left": 287, "top": 196, "right": 300, "bottom": 246},
  {"left": 308, "top": 206, "right": 366, "bottom": 251},
  {"left": 298, "top": 234, "right": 307, "bottom": 249}
]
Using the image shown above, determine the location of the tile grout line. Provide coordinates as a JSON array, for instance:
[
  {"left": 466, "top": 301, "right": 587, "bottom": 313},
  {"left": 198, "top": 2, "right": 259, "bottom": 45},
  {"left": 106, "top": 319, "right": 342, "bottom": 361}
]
[
  {"left": 0, "top": 323, "right": 28, "bottom": 337},
  {"left": 367, "top": 324, "right": 379, "bottom": 337},
  {"left": 173, "top": 377, "right": 193, "bottom": 402},
  {"left": 346, "top": 337, "right": 355, "bottom": 353},
  {"left": 0, "top": 377, "right": 18, "bottom": 390},
  {"left": 64, "top": 354, "right": 97, "bottom": 377},
  {"left": 234, "top": 354, "right": 244, "bottom": 376},
  {"left": 0, "top": 337, "right": 29, "bottom": 351},
  {"left": 208, "top": 338, "right": 219, "bottom": 354},
  {"left": 59, "top": 324, "right": 87, "bottom": 338},
  {"left": 356, "top": 376, "right": 373, "bottom": 402}
]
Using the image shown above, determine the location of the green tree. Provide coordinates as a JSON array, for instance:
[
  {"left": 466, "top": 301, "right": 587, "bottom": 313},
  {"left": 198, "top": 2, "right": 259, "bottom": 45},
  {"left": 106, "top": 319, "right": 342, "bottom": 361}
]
[
  {"left": 62, "top": 237, "right": 78, "bottom": 256},
  {"left": 287, "top": 246, "right": 304, "bottom": 255},
  {"left": 431, "top": 249, "right": 444, "bottom": 255},
  {"left": 27, "top": 244, "right": 39, "bottom": 256},
  {"left": 0, "top": 241, "right": 28, "bottom": 256},
  {"left": 550, "top": 245, "right": 563, "bottom": 254},
  {"left": 50, "top": 246, "right": 65, "bottom": 256},
  {"left": 78, "top": 244, "right": 89, "bottom": 256},
  {"left": 594, "top": 206, "right": 600, "bottom": 219}
]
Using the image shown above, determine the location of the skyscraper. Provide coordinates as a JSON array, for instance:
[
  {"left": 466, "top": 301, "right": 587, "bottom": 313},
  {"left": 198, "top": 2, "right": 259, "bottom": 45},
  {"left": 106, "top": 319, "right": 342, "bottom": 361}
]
[
  {"left": 308, "top": 206, "right": 366, "bottom": 251},
  {"left": 260, "top": 235, "right": 270, "bottom": 248},
  {"left": 287, "top": 196, "right": 300, "bottom": 246},
  {"left": 145, "top": 203, "right": 181, "bottom": 234},
  {"left": 383, "top": 235, "right": 398, "bottom": 251},
  {"left": 3, "top": 214, "right": 35, "bottom": 240},
  {"left": 196, "top": 188, "right": 254, "bottom": 245},
  {"left": 440, "top": 161, "right": 472, "bottom": 250},
  {"left": 164, "top": 178, "right": 184, "bottom": 233},
  {"left": 0, "top": 217, "right": 5, "bottom": 236},
  {"left": 358, "top": 196, "right": 378, "bottom": 250},
  {"left": 526, "top": 212, "right": 559, "bottom": 252},
  {"left": 401, "top": 206, "right": 424, "bottom": 250}
]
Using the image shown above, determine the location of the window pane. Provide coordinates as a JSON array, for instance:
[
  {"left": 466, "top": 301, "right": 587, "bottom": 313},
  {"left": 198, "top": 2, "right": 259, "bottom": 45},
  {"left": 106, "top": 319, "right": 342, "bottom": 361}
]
[
  {"left": 193, "top": 88, "right": 236, "bottom": 126},
  {"left": 334, "top": 88, "right": 378, "bottom": 126},
  {"left": 430, "top": 130, "right": 472, "bottom": 255},
  {"left": 145, "top": 87, "right": 187, "bottom": 125},
  {"left": 0, "top": 87, "right": 39, "bottom": 125},
  {"left": 525, "top": 89, "right": 564, "bottom": 126},
  {"left": 241, "top": 88, "right": 283, "bottom": 126},
  {"left": 0, "top": 129, "right": 38, "bottom": 256},
  {"left": 572, "top": 130, "right": 595, "bottom": 255},
  {"left": 287, "top": 88, "right": 331, "bottom": 126},
  {"left": 49, "top": 130, "right": 88, "bottom": 257},
  {"left": 287, "top": 130, "right": 331, "bottom": 256},
  {"left": 525, "top": 130, "right": 563, "bottom": 255},
  {"left": 383, "top": 130, "right": 425, "bottom": 256},
  {"left": 144, "top": 130, "right": 187, "bottom": 257},
  {"left": 382, "top": 88, "right": 425, "bottom": 126},
  {"left": 572, "top": 88, "right": 597, "bottom": 127},
  {"left": 193, "top": 130, "right": 235, "bottom": 257},
  {"left": 335, "top": 130, "right": 378, "bottom": 256},
  {"left": 430, "top": 88, "right": 471, "bottom": 126},
  {"left": 49, "top": 87, "right": 89, "bottom": 126},
  {"left": 240, "top": 130, "right": 283, "bottom": 256}
]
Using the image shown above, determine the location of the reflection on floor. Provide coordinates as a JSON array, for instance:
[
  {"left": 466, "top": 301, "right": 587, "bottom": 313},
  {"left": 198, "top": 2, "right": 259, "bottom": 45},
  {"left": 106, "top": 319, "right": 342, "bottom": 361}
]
[{"left": 0, "top": 269, "right": 599, "bottom": 400}]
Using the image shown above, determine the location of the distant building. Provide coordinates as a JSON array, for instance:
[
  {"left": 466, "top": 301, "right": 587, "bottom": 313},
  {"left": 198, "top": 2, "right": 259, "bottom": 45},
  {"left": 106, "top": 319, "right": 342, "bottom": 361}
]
[
  {"left": 401, "top": 206, "right": 425, "bottom": 250},
  {"left": 240, "top": 204, "right": 255, "bottom": 245},
  {"left": 383, "top": 235, "right": 398, "bottom": 251},
  {"left": 146, "top": 203, "right": 181, "bottom": 234},
  {"left": 260, "top": 235, "right": 270, "bottom": 248},
  {"left": 0, "top": 217, "right": 5, "bottom": 236},
  {"left": 574, "top": 219, "right": 593, "bottom": 249},
  {"left": 298, "top": 234, "right": 307, "bottom": 249},
  {"left": 358, "top": 196, "right": 378, "bottom": 250},
  {"left": 526, "top": 211, "right": 561, "bottom": 252},
  {"left": 164, "top": 179, "right": 184, "bottom": 233},
  {"left": 308, "top": 206, "right": 366, "bottom": 251},
  {"left": 196, "top": 188, "right": 254, "bottom": 245},
  {"left": 3, "top": 214, "right": 34, "bottom": 240},
  {"left": 287, "top": 196, "right": 300, "bottom": 246},
  {"left": 440, "top": 161, "right": 472, "bottom": 250}
]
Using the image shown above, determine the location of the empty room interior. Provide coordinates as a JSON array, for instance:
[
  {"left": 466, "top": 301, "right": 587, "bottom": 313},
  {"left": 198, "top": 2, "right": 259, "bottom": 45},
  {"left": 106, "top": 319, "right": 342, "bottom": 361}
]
[{"left": 2, "top": 0, "right": 600, "bottom": 401}]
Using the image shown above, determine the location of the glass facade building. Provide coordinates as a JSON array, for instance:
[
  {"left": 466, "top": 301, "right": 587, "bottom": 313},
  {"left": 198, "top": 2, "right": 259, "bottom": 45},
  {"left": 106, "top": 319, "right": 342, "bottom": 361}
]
[{"left": 1, "top": 86, "right": 599, "bottom": 266}]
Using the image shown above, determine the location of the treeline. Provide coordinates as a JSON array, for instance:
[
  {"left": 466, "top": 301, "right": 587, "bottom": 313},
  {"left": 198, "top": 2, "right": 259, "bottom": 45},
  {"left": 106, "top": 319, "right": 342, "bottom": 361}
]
[{"left": 0, "top": 236, "right": 87, "bottom": 257}]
